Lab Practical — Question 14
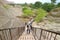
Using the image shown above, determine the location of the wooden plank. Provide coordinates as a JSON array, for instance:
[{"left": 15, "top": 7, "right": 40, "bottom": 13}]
[
  {"left": 56, "top": 35, "right": 60, "bottom": 40},
  {"left": 42, "top": 31, "right": 47, "bottom": 40},
  {"left": 45, "top": 32, "right": 49, "bottom": 40},
  {"left": 32, "top": 28, "right": 36, "bottom": 35},
  {"left": 0, "top": 38, "right": 1, "bottom": 40},
  {"left": 0, "top": 34, "right": 2, "bottom": 40},
  {"left": 3, "top": 29, "right": 11, "bottom": 40},
  {"left": 36, "top": 29, "right": 41, "bottom": 39},
  {"left": 10, "top": 28, "right": 19, "bottom": 40},
  {"left": 18, "top": 27, "right": 25, "bottom": 36},
  {"left": 2, "top": 30, "right": 8, "bottom": 40},
  {"left": 18, "top": 33, "right": 35, "bottom": 40},
  {"left": 0, "top": 31, "right": 5, "bottom": 40},
  {"left": 0, "top": 27, "right": 25, "bottom": 40},
  {"left": 50, "top": 33, "right": 56, "bottom": 40},
  {"left": 7, "top": 29, "right": 11, "bottom": 40}
]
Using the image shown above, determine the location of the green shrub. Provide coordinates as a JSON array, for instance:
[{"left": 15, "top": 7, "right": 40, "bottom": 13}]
[
  {"left": 35, "top": 8, "right": 47, "bottom": 22},
  {"left": 3, "top": 5, "right": 10, "bottom": 9},
  {"left": 22, "top": 7, "right": 33, "bottom": 17},
  {"left": 22, "top": 7, "right": 47, "bottom": 22}
]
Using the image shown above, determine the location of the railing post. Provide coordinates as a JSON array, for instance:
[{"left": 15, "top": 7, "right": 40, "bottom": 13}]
[
  {"left": 33, "top": 28, "right": 37, "bottom": 40},
  {"left": 49, "top": 33, "right": 52, "bottom": 40},
  {"left": 0, "top": 34, "right": 2, "bottom": 40},
  {"left": 47, "top": 32, "right": 50, "bottom": 40},
  {"left": 39, "top": 29, "right": 43, "bottom": 40},
  {"left": 54, "top": 34, "right": 57, "bottom": 40},
  {"left": 9, "top": 29, "right": 12, "bottom": 40}
]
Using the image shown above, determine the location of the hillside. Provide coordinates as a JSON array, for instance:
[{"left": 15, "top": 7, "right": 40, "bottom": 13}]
[{"left": 0, "top": 0, "right": 25, "bottom": 29}]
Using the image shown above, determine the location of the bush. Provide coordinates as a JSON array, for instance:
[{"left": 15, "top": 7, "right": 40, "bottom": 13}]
[
  {"left": 35, "top": 8, "right": 47, "bottom": 22},
  {"left": 3, "top": 5, "right": 10, "bottom": 9},
  {"left": 22, "top": 7, "right": 33, "bottom": 17},
  {"left": 22, "top": 7, "right": 47, "bottom": 22},
  {"left": 57, "top": 3, "right": 60, "bottom": 7},
  {"left": 42, "top": 3, "right": 55, "bottom": 12}
]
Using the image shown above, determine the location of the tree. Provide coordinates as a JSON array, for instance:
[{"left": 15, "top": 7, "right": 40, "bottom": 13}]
[
  {"left": 57, "top": 2, "right": 60, "bottom": 7},
  {"left": 29, "top": 3, "right": 35, "bottom": 9},
  {"left": 42, "top": 3, "right": 55, "bottom": 12},
  {"left": 35, "top": 8, "right": 47, "bottom": 22},
  {"left": 21, "top": 2, "right": 28, "bottom": 7},
  {"left": 34, "top": 1, "right": 42, "bottom": 8},
  {"left": 51, "top": 0, "right": 56, "bottom": 4}
]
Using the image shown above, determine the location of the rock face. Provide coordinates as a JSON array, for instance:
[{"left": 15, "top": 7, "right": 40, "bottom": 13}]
[
  {"left": 50, "top": 8, "right": 60, "bottom": 17},
  {"left": 32, "top": 20, "right": 60, "bottom": 33},
  {"left": 48, "top": 8, "right": 60, "bottom": 23},
  {"left": 0, "top": 0, "right": 25, "bottom": 29},
  {"left": 0, "top": 0, "right": 7, "bottom": 16},
  {"left": 0, "top": 0, "right": 6, "bottom": 5},
  {"left": 7, "top": 6, "right": 23, "bottom": 18}
]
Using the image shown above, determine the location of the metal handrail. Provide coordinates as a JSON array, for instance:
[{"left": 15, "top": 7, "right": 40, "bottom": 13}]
[
  {"left": 32, "top": 27, "right": 60, "bottom": 40},
  {"left": 33, "top": 27, "right": 60, "bottom": 35}
]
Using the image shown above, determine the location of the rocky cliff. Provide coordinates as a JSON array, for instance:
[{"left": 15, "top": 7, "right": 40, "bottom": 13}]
[{"left": 0, "top": 0, "right": 25, "bottom": 29}]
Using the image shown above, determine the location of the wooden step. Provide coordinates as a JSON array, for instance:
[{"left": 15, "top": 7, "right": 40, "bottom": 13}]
[{"left": 18, "top": 31, "right": 35, "bottom": 40}]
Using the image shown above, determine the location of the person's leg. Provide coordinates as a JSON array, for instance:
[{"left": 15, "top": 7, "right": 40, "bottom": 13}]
[
  {"left": 27, "top": 29, "right": 29, "bottom": 34},
  {"left": 28, "top": 29, "right": 31, "bottom": 34},
  {"left": 27, "top": 29, "right": 31, "bottom": 34},
  {"left": 27, "top": 29, "right": 28, "bottom": 34}
]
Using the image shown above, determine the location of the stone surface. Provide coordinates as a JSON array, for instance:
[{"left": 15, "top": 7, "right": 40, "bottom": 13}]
[
  {"left": 0, "top": 0, "right": 25, "bottom": 29},
  {"left": 50, "top": 8, "right": 60, "bottom": 17},
  {"left": 32, "top": 20, "right": 60, "bottom": 33}
]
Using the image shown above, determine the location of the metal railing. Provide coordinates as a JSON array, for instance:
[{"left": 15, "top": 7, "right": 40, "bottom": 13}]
[
  {"left": 0, "top": 27, "right": 25, "bottom": 40},
  {"left": 0, "top": 27, "right": 60, "bottom": 40},
  {"left": 32, "top": 27, "right": 60, "bottom": 40}
]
